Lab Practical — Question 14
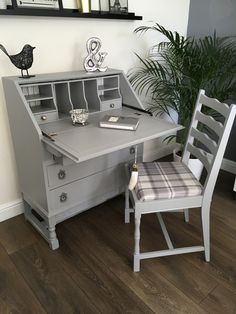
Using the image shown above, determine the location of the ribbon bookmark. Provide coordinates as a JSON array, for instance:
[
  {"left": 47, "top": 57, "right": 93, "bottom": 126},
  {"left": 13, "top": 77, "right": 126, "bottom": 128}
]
[{"left": 128, "top": 145, "right": 138, "bottom": 191}]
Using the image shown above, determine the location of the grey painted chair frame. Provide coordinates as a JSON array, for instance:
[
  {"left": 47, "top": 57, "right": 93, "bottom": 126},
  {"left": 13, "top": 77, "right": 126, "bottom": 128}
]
[{"left": 125, "top": 89, "right": 236, "bottom": 272}]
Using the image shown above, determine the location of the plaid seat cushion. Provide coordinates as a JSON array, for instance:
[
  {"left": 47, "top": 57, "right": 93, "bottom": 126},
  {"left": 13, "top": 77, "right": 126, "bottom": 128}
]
[{"left": 135, "top": 162, "right": 203, "bottom": 201}]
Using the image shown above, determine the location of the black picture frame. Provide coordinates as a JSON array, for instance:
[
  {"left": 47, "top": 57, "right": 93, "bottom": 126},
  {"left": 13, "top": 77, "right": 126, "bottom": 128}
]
[
  {"left": 99, "top": 0, "right": 109, "bottom": 14},
  {"left": 109, "top": 0, "right": 128, "bottom": 14}
]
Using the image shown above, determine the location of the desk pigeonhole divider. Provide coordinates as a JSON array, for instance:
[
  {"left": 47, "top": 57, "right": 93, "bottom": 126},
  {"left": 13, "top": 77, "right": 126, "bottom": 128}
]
[
  {"left": 20, "top": 74, "right": 122, "bottom": 123},
  {"left": 98, "top": 74, "right": 122, "bottom": 111},
  {"left": 69, "top": 80, "right": 88, "bottom": 110},
  {"left": 54, "top": 82, "right": 72, "bottom": 115},
  {"left": 83, "top": 79, "right": 101, "bottom": 112},
  {"left": 21, "top": 82, "right": 58, "bottom": 124}
]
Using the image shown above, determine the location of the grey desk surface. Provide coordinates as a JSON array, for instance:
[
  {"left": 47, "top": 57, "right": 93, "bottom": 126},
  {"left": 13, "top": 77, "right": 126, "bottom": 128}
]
[{"left": 41, "top": 108, "right": 182, "bottom": 163}]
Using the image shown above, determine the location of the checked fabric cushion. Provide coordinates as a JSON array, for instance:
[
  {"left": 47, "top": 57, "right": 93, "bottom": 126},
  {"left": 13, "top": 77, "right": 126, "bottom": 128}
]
[{"left": 135, "top": 162, "right": 203, "bottom": 201}]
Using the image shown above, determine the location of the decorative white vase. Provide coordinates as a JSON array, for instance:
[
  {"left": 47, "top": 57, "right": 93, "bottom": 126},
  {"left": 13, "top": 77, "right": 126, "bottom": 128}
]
[
  {"left": 173, "top": 148, "right": 204, "bottom": 180},
  {"left": 0, "top": 0, "right": 7, "bottom": 9}
]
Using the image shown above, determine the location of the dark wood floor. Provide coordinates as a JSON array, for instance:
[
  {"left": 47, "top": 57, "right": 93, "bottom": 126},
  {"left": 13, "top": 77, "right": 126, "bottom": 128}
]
[{"left": 0, "top": 170, "right": 235, "bottom": 313}]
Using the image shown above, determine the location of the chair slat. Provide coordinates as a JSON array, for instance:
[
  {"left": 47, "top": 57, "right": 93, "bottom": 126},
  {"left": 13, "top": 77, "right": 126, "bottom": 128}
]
[
  {"left": 191, "top": 127, "right": 217, "bottom": 155},
  {"left": 187, "top": 143, "right": 211, "bottom": 172},
  {"left": 199, "top": 94, "right": 229, "bottom": 117},
  {"left": 196, "top": 111, "right": 223, "bottom": 137}
]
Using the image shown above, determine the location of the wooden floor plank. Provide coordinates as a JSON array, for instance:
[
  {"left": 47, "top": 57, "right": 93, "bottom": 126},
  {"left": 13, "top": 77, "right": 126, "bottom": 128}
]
[
  {"left": 184, "top": 195, "right": 236, "bottom": 261},
  {"left": 200, "top": 284, "right": 236, "bottom": 314},
  {"left": 10, "top": 242, "right": 99, "bottom": 314},
  {"left": 0, "top": 243, "right": 46, "bottom": 314},
  {"left": 131, "top": 219, "right": 218, "bottom": 304},
  {"left": 61, "top": 209, "right": 207, "bottom": 313},
  {"left": 0, "top": 215, "right": 38, "bottom": 254},
  {"left": 162, "top": 211, "right": 236, "bottom": 293},
  {"left": 211, "top": 196, "right": 236, "bottom": 228},
  {"left": 85, "top": 199, "right": 218, "bottom": 305},
  {"left": 55, "top": 229, "right": 154, "bottom": 314}
]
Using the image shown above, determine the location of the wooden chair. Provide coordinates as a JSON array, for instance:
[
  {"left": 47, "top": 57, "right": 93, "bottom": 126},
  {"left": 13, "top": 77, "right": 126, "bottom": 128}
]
[{"left": 125, "top": 89, "right": 236, "bottom": 272}]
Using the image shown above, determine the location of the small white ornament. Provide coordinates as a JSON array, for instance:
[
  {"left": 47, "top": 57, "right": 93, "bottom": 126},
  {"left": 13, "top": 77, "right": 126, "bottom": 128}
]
[
  {"left": 128, "top": 164, "right": 138, "bottom": 191},
  {"left": 128, "top": 145, "right": 139, "bottom": 191},
  {"left": 84, "top": 37, "right": 108, "bottom": 72}
]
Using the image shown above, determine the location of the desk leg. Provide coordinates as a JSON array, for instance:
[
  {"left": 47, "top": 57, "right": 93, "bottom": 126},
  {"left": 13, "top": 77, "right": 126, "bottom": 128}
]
[
  {"left": 24, "top": 200, "right": 59, "bottom": 250},
  {"left": 48, "top": 224, "right": 59, "bottom": 250}
]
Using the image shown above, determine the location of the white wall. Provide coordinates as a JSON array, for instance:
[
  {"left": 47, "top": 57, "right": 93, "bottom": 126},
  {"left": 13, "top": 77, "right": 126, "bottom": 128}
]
[
  {"left": 0, "top": 0, "right": 190, "bottom": 217},
  {"left": 187, "top": 0, "right": 236, "bottom": 167},
  {"left": 187, "top": 0, "right": 236, "bottom": 37}
]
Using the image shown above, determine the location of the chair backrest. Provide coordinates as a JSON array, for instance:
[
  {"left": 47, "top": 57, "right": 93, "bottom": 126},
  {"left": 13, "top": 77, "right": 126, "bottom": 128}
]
[{"left": 182, "top": 89, "right": 236, "bottom": 201}]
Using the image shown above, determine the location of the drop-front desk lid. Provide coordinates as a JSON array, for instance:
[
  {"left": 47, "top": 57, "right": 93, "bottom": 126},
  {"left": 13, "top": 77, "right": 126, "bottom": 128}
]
[{"left": 40, "top": 107, "right": 183, "bottom": 163}]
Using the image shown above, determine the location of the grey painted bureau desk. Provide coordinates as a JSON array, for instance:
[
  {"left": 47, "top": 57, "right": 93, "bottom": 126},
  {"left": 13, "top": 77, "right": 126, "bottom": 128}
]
[{"left": 2, "top": 69, "right": 181, "bottom": 249}]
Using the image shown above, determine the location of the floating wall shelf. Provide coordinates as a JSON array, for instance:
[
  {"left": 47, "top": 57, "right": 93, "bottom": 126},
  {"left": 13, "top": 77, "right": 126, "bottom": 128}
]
[{"left": 0, "top": 8, "right": 142, "bottom": 20}]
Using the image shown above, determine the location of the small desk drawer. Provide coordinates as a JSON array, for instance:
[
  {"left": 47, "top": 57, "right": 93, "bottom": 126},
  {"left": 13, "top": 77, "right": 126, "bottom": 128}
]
[
  {"left": 100, "top": 99, "right": 122, "bottom": 111},
  {"left": 46, "top": 145, "right": 142, "bottom": 189},
  {"left": 48, "top": 165, "right": 125, "bottom": 212},
  {"left": 34, "top": 111, "right": 58, "bottom": 125}
]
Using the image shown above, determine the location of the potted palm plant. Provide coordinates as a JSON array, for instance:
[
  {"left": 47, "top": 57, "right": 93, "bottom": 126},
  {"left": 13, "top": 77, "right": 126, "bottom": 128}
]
[{"left": 129, "top": 23, "right": 236, "bottom": 178}]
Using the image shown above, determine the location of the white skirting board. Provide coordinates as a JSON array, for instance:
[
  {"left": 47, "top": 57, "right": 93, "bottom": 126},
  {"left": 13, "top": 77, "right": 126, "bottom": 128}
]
[
  {"left": 0, "top": 199, "right": 24, "bottom": 222},
  {"left": 221, "top": 158, "right": 236, "bottom": 175}
]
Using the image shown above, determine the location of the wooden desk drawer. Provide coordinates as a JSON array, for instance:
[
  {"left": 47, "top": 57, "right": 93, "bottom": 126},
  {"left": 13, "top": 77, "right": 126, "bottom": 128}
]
[
  {"left": 46, "top": 145, "right": 142, "bottom": 189},
  {"left": 100, "top": 99, "right": 121, "bottom": 111},
  {"left": 34, "top": 111, "right": 58, "bottom": 125},
  {"left": 48, "top": 165, "right": 125, "bottom": 212}
]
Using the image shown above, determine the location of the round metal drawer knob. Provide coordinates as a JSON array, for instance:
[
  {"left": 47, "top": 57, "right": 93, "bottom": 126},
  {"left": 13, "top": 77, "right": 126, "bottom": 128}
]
[
  {"left": 58, "top": 169, "right": 66, "bottom": 180},
  {"left": 130, "top": 147, "right": 135, "bottom": 154},
  {"left": 110, "top": 103, "right": 115, "bottom": 108},
  {"left": 60, "top": 192, "right": 67, "bottom": 202},
  {"left": 41, "top": 115, "right": 47, "bottom": 121}
]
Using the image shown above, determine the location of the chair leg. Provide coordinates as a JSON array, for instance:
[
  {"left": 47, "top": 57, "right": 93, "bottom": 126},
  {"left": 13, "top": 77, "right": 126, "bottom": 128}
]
[
  {"left": 133, "top": 212, "right": 141, "bottom": 272},
  {"left": 184, "top": 209, "right": 190, "bottom": 223},
  {"left": 201, "top": 204, "right": 210, "bottom": 262},
  {"left": 125, "top": 187, "right": 130, "bottom": 224}
]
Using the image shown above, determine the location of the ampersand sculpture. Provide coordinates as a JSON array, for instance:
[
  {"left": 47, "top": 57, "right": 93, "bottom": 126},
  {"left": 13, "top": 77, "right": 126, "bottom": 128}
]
[{"left": 84, "top": 37, "right": 108, "bottom": 72}]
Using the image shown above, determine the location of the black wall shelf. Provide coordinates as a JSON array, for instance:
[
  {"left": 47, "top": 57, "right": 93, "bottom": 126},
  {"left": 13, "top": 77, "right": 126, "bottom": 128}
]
[{"left": 0, "top": 8, "right": 142, "bottom": 20}]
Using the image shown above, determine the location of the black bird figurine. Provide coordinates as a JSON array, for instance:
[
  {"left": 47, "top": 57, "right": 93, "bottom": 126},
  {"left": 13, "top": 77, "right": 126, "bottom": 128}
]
[{"left": 0, "top": 44, "right": 35, "bottom": 78}]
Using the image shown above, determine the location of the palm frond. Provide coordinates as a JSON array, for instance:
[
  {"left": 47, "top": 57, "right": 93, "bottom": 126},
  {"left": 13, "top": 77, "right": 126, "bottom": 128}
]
[{"left": 130, "top": 23, "right": 236, "bottom": 145}]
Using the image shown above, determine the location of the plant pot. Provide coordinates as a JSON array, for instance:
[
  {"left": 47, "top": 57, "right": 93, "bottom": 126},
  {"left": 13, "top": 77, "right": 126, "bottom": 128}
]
[{"left": 173, "top": 148, "right": 204, "bottom": 180}]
